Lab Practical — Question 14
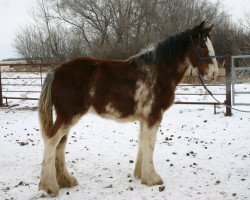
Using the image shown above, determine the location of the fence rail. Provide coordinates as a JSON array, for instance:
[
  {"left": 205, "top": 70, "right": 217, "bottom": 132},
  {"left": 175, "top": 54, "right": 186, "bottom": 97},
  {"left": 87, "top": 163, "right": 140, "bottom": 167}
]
[{"left": 0, "top": 57, "right": 232, "bottom": 115}]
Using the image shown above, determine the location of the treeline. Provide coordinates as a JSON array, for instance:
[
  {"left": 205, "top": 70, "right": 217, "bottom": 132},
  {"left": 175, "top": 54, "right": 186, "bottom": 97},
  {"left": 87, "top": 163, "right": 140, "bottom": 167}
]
[{"left": 13, "top": 0, "right": 250, "bottom": 62}]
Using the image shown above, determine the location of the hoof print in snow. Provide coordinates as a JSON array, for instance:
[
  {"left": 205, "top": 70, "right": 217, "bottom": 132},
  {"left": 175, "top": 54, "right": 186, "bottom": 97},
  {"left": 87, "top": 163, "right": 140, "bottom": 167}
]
[
  {"left": 15, "top": 181, "right": 29, "bottom": 188},
  {"left": 215, "top": 180, "right": 221, "bottom": 185},
  {"left": 18, "top": 141, "right": 28, "bottom": 146},
  {"left": 127, "top": 186, "right": 133, "bottom": 191},
  {"left": 18, "top": 181, "right": 24, "bottom": 186},
  {"left": 104, "top": 184, "right": 113, "bottom": 189}
]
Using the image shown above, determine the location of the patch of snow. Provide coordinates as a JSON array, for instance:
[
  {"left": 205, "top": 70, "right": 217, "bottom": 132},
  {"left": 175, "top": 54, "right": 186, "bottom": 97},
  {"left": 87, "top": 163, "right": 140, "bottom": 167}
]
[
  {"left": 0, "top": 101, "right": 250, "bottom": 199},
  {"left": 0, "top": 71, "right": 250, "bottom": 199}
]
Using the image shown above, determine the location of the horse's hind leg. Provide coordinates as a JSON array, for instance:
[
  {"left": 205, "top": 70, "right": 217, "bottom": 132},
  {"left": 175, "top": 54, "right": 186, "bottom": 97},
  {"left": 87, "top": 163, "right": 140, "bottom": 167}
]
[
  {"left": 55, "top": 114, "right": 82, "bottom": 188},
  {"left": 39, "top": 119, "right": 64, "bottom": 196},
  {"left": 56, "top": 134, "right": 78, "bottom": 188}
]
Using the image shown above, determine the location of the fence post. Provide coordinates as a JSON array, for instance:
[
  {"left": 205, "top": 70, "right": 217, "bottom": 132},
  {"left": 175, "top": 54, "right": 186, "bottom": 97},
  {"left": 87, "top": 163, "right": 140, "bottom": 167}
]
[
  {"left": 39, "top": 65, "right": 43, "bottom": 90},
  {"left": 225, "top": 54, "right": 232, "bottom": 116},
  {"left": 0, "top": 66, "right": 3, "bottom": 106}
]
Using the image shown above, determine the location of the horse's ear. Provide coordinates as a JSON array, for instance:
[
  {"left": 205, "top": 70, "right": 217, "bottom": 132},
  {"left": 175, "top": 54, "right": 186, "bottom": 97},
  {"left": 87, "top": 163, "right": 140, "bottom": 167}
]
[
  {"left": 206, "top": 24, "right": 214, "bottom": 33},
  {"left": 198, "top": 21, "right": 206, "bottom": 32},
  {"left": 190, "top": 21, "right": 205, "bottom": 38}
]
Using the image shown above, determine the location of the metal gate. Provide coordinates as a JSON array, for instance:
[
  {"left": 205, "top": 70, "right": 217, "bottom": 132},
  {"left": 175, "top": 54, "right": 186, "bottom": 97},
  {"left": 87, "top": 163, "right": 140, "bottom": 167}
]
[{"left": 231, "top": 55, "right": 250, "bottom": 106}]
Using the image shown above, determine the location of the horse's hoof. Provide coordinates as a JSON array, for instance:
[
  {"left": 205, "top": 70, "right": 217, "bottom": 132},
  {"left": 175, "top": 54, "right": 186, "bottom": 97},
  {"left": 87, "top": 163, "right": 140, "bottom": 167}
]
[
  {"left": 38, "top": 181, "right": 59, "bottom": 197},
  {"left": 58, "top": 174, "right": 78, "bottom": 188},
  {"left": 141, "top": 172, "right": 163, "bottom": 186}
]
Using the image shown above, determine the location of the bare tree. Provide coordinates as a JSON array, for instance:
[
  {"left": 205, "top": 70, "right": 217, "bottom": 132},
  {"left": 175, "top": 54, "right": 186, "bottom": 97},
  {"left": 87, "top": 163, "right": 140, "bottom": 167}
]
[{"left": 14, "top": 0, "right": 248, "bottom": 61}]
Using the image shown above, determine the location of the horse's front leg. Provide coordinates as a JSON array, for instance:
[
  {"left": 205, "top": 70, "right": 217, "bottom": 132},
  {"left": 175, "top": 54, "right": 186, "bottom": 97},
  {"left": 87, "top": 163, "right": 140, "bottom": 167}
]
[{"left": 134, "top": 120, "right": 163, "bottom": 185}]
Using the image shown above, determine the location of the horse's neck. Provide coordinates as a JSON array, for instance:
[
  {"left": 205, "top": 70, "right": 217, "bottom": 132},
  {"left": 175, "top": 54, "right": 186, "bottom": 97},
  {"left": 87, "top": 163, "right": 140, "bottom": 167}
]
[
  {"left": 174, "top": 59, "right": 190, "bottom": 85},
  {"left": 156, "top": 57, "right": 190, "bottom": 89}
]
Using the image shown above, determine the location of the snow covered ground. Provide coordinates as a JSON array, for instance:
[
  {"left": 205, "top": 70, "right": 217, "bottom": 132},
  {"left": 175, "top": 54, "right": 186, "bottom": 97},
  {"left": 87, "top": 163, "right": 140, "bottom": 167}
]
[
  {"left": 0, "top": 70, "right": 250, "bottom": 199},
  {"left": 0, "top": 98, "right": 250, "bottom": 199}
]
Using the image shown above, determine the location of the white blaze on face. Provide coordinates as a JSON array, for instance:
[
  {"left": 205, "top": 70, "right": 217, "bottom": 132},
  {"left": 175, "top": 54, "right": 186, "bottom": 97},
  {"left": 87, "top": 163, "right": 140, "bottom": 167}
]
[{"left": 204, "top": 37, "right": 219, "bottom": 80}]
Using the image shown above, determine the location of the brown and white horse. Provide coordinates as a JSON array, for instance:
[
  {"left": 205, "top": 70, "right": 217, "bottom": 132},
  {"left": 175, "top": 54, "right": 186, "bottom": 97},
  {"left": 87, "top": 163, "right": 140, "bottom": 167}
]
[{"left": 38, "top": 21, "right": 218, "bottom": 196}]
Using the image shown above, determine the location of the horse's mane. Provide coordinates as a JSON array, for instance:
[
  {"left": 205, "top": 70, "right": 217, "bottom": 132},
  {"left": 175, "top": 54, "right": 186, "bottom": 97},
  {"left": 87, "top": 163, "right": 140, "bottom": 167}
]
[{"left": 136, "top": 31, "right": 190, "bottom": 66}]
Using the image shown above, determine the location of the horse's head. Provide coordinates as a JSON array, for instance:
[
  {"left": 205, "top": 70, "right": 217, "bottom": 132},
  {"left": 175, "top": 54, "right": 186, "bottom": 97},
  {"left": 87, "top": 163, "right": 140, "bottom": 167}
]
[{"left": 188, "top": 21, "right": 218, "bottom": 80}]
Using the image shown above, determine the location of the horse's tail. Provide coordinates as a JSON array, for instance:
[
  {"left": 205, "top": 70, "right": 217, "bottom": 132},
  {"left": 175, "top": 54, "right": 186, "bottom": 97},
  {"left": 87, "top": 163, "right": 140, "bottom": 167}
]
[{"left": 38, "top": 69, "right": 56, "bottom": 136}]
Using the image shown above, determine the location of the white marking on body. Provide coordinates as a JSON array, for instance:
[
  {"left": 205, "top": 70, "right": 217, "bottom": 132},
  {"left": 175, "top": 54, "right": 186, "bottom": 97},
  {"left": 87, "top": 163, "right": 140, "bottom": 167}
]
[
  {"left": 88, "top": 105, "right": 138, "bottom": 122},
  {"left": 89, "top": 87, "right": 95, "bottom": 98},
  {"left": 134, "top": 80, "right": 154, "bottom": 118},
  {"left": 205, "top": 37, "right": 218, "bottom": 80},
  {"left": 137, "top": 44, "right": 155, "bottom": 57},
  {"left": 105, "top": 103, "right": 121, "bottom": 118}
]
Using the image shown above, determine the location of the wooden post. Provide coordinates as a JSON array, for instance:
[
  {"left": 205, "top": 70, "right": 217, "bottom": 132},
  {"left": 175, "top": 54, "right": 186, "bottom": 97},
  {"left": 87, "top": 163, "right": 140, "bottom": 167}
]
[
  {"left": 0, "top": 66, "right": 3, "bottom": 106},
  {"left": 225, "top": 55, "right": 232, "bottom": 116}
]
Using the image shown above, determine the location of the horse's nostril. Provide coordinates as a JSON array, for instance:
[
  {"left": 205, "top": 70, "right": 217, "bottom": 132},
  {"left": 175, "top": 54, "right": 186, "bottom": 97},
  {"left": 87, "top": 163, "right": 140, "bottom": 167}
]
[{"left": 213, "top": 71, "right": 216, "bottom": 77}]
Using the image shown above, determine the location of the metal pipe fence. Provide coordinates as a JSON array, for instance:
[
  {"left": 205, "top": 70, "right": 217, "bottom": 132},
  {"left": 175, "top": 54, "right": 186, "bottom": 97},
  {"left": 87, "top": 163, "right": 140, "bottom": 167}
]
[
  {"left": 0, "top": 57, "right": 233, "bottom": 114},
  {"left": 0, "top": 63, "right": 60, "bottom": 106},
  {"left": 231, "top": 55, "right": 250, "bottom": 106}
]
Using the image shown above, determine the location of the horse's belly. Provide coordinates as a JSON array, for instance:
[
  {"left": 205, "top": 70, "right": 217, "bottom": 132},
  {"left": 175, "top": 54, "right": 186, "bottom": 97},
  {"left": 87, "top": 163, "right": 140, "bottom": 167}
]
[{"left": 88, "top": 104, "right": 139, "bottom": 123}]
